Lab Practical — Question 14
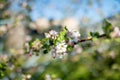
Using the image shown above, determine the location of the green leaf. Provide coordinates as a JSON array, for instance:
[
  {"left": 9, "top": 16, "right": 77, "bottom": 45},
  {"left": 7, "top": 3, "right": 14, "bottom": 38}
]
[
  {"left": 41, "top": 38, "right": 49, "bottom": 44},
  {"left": 89, "top": 32, "right": 100, "bottom": 38},
  {"left": 31, "top": 38, "right": 39, "bottom": 46},
  {"left": 67, "top": 45, "right": 73, "bottom": 52},
  {"left": 0, "top": 0, "right": 7, "bottom": 3},
  {"left": 43, "top": 49, "right": 49, "bottom": 54},
  {"left": 92, "top": 37, "right": 98, "bottom": 41},
  {"left": 0, "top": 63, "right": 7, "bottom": 78},
  {"left": 41, "top": 38, "right": 51, "bottom": 54},
  {"left": 55, "top": 27, "right": 68, "bottom": 44},
  {"left": 102, "top": 19, "right": 113, "bottom": 37},
  {"left": 29, "top": 38, "right": 40, "bottom": 48}
]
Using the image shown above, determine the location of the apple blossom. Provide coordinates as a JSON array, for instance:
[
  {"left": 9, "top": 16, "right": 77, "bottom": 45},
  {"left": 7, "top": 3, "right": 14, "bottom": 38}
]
[
  {"left": 111, "top": 27, "right": 120, "bottom": 38},
  {"left": 45, "top": 30, "right": 58, "bottom": 39}
]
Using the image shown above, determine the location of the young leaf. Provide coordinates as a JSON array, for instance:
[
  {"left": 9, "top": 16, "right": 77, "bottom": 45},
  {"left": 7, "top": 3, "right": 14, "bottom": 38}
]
[
  {"left": 102, "top": 19, "right": 113, "bottom": 37},
  {"left": 90, "top": 32, "right": 100, "bottom": 38},
  {"left": 55, "top": 27, "right": 68, "bottom": 43},
  {"left": 41, "top": 38, "right": 51, "bottom": 54},
  {"left": 67, "top": 45, "right": 73, "bottom": 52}
]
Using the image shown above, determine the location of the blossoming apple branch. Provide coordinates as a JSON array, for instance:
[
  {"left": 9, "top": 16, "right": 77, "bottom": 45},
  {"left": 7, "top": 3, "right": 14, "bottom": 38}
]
[{"left": 24, "top": 20, "right": 120, "bottom": 58}]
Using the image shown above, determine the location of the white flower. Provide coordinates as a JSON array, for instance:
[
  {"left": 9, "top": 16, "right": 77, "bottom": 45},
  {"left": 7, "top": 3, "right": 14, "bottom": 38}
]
[
  {"left": 49, "top": 30, "right": 58, "bottom": 39},
  {"left": 26, "top": 74, "right": 31, "bottom": 79},
  {"left": 49, "top": 30, "right": 58, "bottom": 35},
  {"left": 22, "top": 74, "right": 31, "bottom": 80},
  {"left": 0, "top": 26, "right": 7, "bottom": 32},
  {"left": 45, "top": 33, "right": 51, "bottom": 38},
  {"left": 0, "top": 26, "right": 7, "bottom": 36},
  {"left": 32, "top": 39, "right": 43, "bottom": 51},
  {"left": 24, "top": 42, "right": 30, "bottom": 52},
  {"left": 56, "top": 41, "right": 67, "bottom": 53},
  {"left": 50, "top": 41, "right": 68, "bottom": 58},
  {"left": 111, "top": 27, "right": 120, "bottom": 38},
  {"left": 72, "top": 31, "right": 81, "bottom": 38},
  {"left": 45, "top": 74, "right": 52, "bottom": 80},
  {"left": 45, "top": 30, "right": 58, "bottom": 39},
  {"left": 114, "top": 27, "right": 120, "bottom": 36},
  {"left": 67, "top": 30, "right": 81, "bottom": 42}
]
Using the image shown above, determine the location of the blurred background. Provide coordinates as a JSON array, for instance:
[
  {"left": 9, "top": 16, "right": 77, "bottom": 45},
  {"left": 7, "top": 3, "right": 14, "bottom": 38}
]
[{"left": 0, "top": 0, "right": 120, "bottom": 80}]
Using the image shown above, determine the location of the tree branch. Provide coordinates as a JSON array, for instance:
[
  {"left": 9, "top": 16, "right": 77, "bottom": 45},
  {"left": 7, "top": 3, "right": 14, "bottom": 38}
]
[{"left": 78, "top": 34, "right": 106, "bottom": 42}]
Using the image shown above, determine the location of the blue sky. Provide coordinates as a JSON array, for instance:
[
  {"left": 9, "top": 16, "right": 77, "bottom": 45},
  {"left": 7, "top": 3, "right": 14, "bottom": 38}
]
[{"left": 11, "top": 0, "right": 120, "bottom": 23}]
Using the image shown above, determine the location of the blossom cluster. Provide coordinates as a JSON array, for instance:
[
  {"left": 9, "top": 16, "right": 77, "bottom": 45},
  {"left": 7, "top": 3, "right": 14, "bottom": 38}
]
[
  {"left": 66, "top": 30, "right": 81, "bottom": 47},
  {"left": 50, "top": 41, "right": 68, "bottom": 58},
  {"left": 44, "top": 29, "right": 81, "bottom": 58},
  {"left": 24, "top": 23, "right": 120, "bottom": 59},
  {"left": 45, "top": 30, "right": 58, "bottom": 40},
  {"left": 24, "top": 39, "right": 43, "bottom": 56},
  {"left": 24, "top": 27, "right": 81, "bottom": 58}
]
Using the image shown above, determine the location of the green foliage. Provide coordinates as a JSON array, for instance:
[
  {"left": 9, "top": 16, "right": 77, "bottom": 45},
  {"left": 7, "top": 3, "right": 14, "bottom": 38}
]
[
  {"left": 89, "top": 32, "right": 100, "bottom": 41},
  {"left": 0, "top": 0, "right": 7, "bottom": 3},
  {"left": 102, "top": 19, "right": 113, "bottom": 37},
  {"left": 67, "top": 45, "right": 73, "bottom": 52},
  {"left": 55, "top": 27, "right": 68, "bottom": 43},
  {"left": 90, "top": 32, "right": 100, "bottom": 38},
  {"left": 0, "top": 63, "right": 7, "bottom": 78},
  {"left": 33, "top": 38, "right": 120, "bottom": 80},
  {"left": 31, "top": 39, "right": 40, "bottom": 47},
  {"left": 41, "top": 38, "right": 50, "bottom": 54}
]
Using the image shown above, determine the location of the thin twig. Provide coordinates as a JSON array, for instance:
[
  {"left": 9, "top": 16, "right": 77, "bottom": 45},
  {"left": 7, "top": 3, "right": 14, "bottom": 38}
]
[{"left": 78, "top": 34, "right": 106, "bottom": 42}]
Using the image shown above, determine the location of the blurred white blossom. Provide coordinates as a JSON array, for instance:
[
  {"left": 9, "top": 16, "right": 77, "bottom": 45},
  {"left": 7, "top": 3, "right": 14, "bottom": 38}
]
[
  {"left": 0, "top": 26, "right": 7, "bottom": 36},
  {"left": 74, "top": 45, "right": 82, "bottom": 54},
  {"left": 25, "top": 35, "right": 32, "bottom": 42},
  {"left": 45, "top": 30, "right": 58, "bottom": 39},
  {"left": 24, "top": 42, "right": 30, "bottom": 53},
  {"left": 45, "top": 74, "right": 52, "bottom": 80},
  {"left": 0, "top": 55, "right": 8, "bottom": 61},
  {"left": 45, "top": 33, "right": 51, "bottom": 38},
  {"left": 26, "top": 74, "right": 31, "bottom": 79},
  {"left": 109, "top": 51, "right": 116, "bottom": 59},
  {"left": 56, "top": 41, "right": 67, "bottom": 53},
  {"left": 35, "top": 18, "right": 50, "bottom": 31},
  {"left": 21, "top": 74, "right": 31, "bottom": 80},
  {"left": 50, "top": 41, "right": 67, "bottom": 58},
  {"left": 56, "top": 42, "right": 67, "bottom": 58},
  {"left": 67, "top": 30, "right": 81, "bottom": 42},
  {"left": 111, "top": 27, "right": 120, "bottom": 38},
  {"left": 62, "top": 18, "right": 79, "bottom": 31},
  {"left": 32, "top": 40, "right": 42, "bottom": 51}
]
